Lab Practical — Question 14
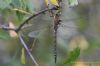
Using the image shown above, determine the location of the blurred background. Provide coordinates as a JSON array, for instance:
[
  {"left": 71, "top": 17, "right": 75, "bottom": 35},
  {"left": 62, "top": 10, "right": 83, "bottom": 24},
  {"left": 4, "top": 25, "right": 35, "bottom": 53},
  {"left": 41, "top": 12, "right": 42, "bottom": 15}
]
[{"left": 0, "top": 0, "right": 100, "bottom": 66}]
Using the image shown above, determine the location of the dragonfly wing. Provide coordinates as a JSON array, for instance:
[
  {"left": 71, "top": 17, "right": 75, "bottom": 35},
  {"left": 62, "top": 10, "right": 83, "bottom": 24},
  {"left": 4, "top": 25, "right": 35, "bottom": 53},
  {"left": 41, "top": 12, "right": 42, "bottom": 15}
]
[{"left": 28, "top": 30, "right": 40, "bottom": 38}]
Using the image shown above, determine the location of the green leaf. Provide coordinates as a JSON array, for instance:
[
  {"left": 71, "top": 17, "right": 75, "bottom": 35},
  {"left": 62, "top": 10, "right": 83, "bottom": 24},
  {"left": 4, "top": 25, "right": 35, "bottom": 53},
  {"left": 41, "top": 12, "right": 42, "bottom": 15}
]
[
  {"left": 78, "top": 16, "right": 88, "bottom": 32},
  {"left": 68, "top": 0, "right": 78, "bottom": 7},
  {"left": 64, "top": 47, "right": 80, "bottom": 65},
  {"left": 0, "top": 29, "right": 10, "bottom": 40},
  {"left": 11, "top": 0, "right": 20, "bottom": 7},
  {"left": 20, "top": 48, "right": 25, "bottom": 64},
  {"left": 0, "top": 0, "right": 12, "bottom": 9},
  {"left": 16, "top": 11, "right": 24, "bottom": 22},
  {"left": 11, "top": 0, "right": 30, "bottom": 22},
  {"left": 89, "top": 36, "right": 100, "bottom": 48},
  {"left": 27, "top": 1, "right": 35, "bottom": 13},
  {"left": 11, "top": 0, "right": 29, "bottom": 11}
]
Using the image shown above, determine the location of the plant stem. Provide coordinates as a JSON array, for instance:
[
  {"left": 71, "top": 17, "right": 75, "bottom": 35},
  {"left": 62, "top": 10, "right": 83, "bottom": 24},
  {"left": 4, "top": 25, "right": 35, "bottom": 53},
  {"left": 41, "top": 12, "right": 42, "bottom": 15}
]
[
  {"left": 0, "top": 25, "right": 16, "bottom": 31},
  {"left": 18, "top": 34, "right": 38, "bottom": 66}
]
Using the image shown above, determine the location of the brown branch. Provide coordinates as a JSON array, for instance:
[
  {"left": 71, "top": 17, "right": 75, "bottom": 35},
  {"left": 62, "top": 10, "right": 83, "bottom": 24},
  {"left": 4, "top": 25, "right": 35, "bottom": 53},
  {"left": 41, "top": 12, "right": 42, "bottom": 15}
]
[{"left": 16, "top": 7, "right": 59, "bottom": 33}]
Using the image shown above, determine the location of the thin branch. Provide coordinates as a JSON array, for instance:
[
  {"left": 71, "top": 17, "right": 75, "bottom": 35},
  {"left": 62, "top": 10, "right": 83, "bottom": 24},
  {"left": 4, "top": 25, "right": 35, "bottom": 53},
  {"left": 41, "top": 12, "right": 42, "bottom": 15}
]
[
  {"left": 16, "top": 7, "right": 59, "bottom": 33},
  {"left": 0, "top": 25, "right": 16, "bottom": 31},
  {"left": 18, "top": 34, "right": 38, "bottom": 66}
]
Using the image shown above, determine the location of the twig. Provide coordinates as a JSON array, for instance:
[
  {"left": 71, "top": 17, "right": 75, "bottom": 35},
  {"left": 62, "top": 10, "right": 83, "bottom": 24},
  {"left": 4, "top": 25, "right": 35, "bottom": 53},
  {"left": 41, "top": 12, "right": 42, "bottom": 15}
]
[
  {"left": 0, "top": 25, "right": 16, "bottom": 31},
  {"left": 16, "top": 7, "right": 59, "bottom": 33},
  {"left": 18, "top": 34, "right": 38, "bottom": 66}
]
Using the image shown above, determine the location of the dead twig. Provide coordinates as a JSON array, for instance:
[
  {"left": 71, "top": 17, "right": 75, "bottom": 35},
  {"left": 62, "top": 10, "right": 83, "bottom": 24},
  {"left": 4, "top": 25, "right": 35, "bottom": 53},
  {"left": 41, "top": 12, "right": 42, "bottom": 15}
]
[
  {"left": 0, "top": 25, "right": 16, "bottom": 31},
  {"left": 18, "top": 34, "right": 38, "bottom": 66}
]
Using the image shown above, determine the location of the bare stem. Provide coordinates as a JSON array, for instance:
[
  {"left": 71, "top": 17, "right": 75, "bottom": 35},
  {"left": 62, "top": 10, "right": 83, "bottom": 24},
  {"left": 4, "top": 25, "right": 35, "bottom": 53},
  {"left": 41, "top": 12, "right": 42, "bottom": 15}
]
[
  {"left": 18, "top": 34, "right": 38, "bottom": 66},
  {"left": 0, "top": 25, "right": 16, "bottom": 31}
]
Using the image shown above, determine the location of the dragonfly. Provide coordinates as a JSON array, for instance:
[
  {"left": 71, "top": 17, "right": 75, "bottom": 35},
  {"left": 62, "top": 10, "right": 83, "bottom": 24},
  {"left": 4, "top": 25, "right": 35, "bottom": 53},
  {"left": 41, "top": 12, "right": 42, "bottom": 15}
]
[
  {"left": 21, "top": 7, "right": 61, "bottom": 64},
  {"left": 16, "top": 0, "right": 79, "bottom": 64}
]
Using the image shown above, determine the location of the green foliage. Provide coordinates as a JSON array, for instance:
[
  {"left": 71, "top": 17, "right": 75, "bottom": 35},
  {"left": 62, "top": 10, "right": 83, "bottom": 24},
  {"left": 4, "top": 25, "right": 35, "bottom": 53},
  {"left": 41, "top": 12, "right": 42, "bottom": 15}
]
[
  {"left": 77, "top": 16, "right": 87, "bottom": 32},
  {"left": 27, "top": 1, "right": 35, "bottom": 13},
  {"left": 0, "top": 0, "right": 12, "bottom": 10},
  {"left": 20, "top": 48, "right": 25, "bottom": 64},
  {"left": 0, "top": 29, "right": 10, "bottom": 40},
  {"left": 11, "top": 0, "right": 28, "bottom": 10},
  {"left": 68, "top": 0, "right": 78, "bottom": 7},
  {"left": 11, "top": 0, "right": 30, "bottom": 22},
  {"left": 89, "top": 36, "right": 100, "bottom": 49},
  {"left": 9, "top": 60, "right": 21, "bottom": 66},
  {"left": 76, "top": 6, "right": 89, "bottom": 32},
  {"left": 0, "top": 0, "right": 12, "bottom": 16},
  {"left": 63, "top": 47, "right": 80, "bottom": 65},
  {"left": 0, "top": 0, "right": 32, "bottom": 25}
]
